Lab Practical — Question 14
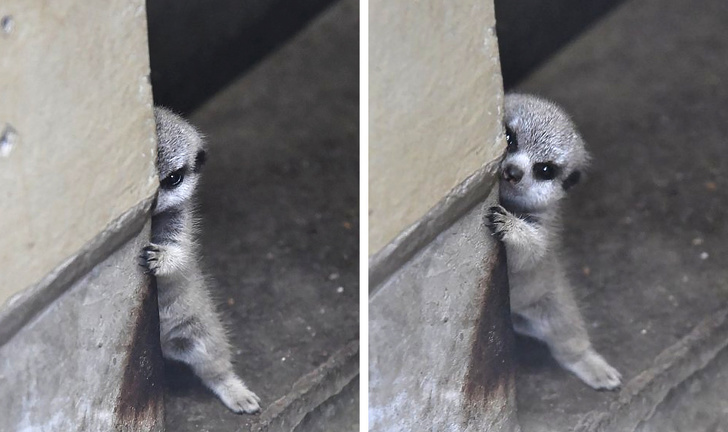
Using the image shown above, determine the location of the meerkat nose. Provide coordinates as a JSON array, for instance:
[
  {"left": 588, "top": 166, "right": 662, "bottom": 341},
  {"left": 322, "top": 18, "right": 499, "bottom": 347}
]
[{"left": 503, "top": 164, "right": 524, "bottom": 184}]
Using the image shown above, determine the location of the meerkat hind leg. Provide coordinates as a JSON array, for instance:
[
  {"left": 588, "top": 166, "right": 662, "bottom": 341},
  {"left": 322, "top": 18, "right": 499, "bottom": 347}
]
[
  {"left": 516, "top": 290, "right": 622, "bottom": 390},
  {"left": 162, "top": 316, "right": 261, "bottom": 414},
  {"left": 512, "top": 313, "right": 542, "bottom": 340},
  {"left": 192, "top": 353, "right": 261, "bottom": 415}
]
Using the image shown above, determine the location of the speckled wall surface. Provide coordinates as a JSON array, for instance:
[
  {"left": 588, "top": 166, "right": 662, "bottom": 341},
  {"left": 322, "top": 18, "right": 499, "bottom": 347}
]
[
  {"left": 369, "top": 0, "right": 505, "bottom": 254},
  {"left": 0, "top": 0, "right": 157, "bottom": 305}
]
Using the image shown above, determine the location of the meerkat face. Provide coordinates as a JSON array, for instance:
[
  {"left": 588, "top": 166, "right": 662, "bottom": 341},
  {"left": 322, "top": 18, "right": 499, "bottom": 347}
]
[
  {"left": 153, "top": 107, "right": 207, "bottom": 215},
  {"left": 498, "top": 94, "right": 589, "bottom": 214}
]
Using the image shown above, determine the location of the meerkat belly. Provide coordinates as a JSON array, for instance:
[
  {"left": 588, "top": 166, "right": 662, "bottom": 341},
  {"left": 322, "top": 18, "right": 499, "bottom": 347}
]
[
  {"left": 508, "top": 256, "right": 564, "bottom": 312},
  {"left": 156, "top": 276, "right": 185, "bottom": 338},
  {"left": 156, "top": 272, "right": 207, "bottom": 339}
]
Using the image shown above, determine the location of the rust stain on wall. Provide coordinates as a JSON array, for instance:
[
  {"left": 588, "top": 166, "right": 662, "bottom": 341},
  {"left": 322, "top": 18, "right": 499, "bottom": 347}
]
[
  {"left": 462, "top": 242, "right": 515, "bottom": 407},
  {"left": 114, "top": 276, "right": 164, "bottom": 431}
]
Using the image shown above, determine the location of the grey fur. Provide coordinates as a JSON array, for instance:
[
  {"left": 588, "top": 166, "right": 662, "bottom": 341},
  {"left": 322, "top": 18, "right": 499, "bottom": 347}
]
[
  {"left": 141, "top": 107, "right": 261, "bottom": 414},
  {"left": 485, "top": 94, "right": 622, "bottom": 390}
]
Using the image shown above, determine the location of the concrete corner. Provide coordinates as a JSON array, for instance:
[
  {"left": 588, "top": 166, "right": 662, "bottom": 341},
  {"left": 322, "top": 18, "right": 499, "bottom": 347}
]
[
  {"left": 0, "top": 223, "right": 164, "bottom": 432},
  {"left": 370, "top": 192, "right": 519, "bottom": 432}
]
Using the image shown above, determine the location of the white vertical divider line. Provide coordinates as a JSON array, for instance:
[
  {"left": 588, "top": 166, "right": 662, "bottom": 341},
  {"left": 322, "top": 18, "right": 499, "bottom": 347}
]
[{"left": 359, "top": 0, "right": 370, "bottom": 429}]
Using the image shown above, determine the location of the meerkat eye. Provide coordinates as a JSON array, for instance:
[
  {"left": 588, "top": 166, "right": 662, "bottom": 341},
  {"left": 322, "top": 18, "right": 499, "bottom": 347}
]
[
  {"left": 161, "top": 168, "right": 185, "bottom": 189},
  {"left": 505, "top": 125, "right": 518, "bottom": 153},
  {"left": 533, "top": 162, "right": 558, "bottom": 181}
]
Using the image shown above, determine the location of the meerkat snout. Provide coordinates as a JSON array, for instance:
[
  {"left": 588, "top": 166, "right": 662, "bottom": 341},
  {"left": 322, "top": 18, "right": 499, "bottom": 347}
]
[{"left": 502, "top": 164, "right": 524, "bottom": 184}]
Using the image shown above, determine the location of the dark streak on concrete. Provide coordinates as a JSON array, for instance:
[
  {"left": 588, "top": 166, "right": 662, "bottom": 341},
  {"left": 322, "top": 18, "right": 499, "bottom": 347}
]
[
  {"left": 114, "top": 276, "right": 165, "bottom": 431},
  {"left": 462, "top": 242, "right": 515, "bottom": 410}
]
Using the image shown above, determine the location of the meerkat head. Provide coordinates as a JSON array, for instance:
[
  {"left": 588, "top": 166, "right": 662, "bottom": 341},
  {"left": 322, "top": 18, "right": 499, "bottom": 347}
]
[
  {"left": 497, "top": 94, "right": 590, "bottom": 215},
  {"left": 153, "top": 107, "right": 207, "bottom": 215}
]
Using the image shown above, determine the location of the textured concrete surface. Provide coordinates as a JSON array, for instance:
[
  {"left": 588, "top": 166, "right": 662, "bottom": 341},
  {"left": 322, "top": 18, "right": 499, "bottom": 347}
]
[
  {"left": 636, "top": 346, "right": 728, "bottom": 432},
  {"left": 509, "top": 0, "right": 728, "bottom": 429},
  {"left": 0, "top": 224, "right": 164, "bottom": 432},
  {"left": 162, "top": 0, "right": 359, "bottom": 430},
  {"left": 293, "top": 376, "right": 359, "bottom": 432},
  {"left": 369, "top": 164, "right": 496, "bottom": 289},
  {"left": 0, "top": 0, "right": 157, "bottom": 304},
  {"left": 368, "top": 0, "right": 504, "bottom": 254},
  {"left": 370, "top": 191, "right": 519, "bottom": 432},
  {"left": 0, "top": 196, "right": 154, "bottom": 346}
]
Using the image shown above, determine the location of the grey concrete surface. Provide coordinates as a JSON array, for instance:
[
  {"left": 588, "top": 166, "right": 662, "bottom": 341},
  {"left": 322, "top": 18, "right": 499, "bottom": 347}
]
[
  {"left": 510, "top": 0, "right": 728, "bottom": 429},
  {"left": 293, "top": 376, "right": 359, "bottom": 432},
  {"left": 636, "top": 346, "right": 728, "bottom": 432},
  {"left": 0, "top": 195, "right": 153, "bottom": 347},
  {"left": 370, "top": 165, "right": 496, "bottom": 289},
  {"left": 370, "top": 191, "right": 519, "bottom": 432},
  {"left": 0, "top": 224, "right": 164, "bottom": 432},
  {"left": 161, "top": 0, "right": 359, "bottom": 430}
]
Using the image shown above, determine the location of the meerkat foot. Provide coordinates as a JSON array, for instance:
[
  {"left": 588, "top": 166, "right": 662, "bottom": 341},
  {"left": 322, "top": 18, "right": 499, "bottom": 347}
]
[
  {"left": 485, "top": 205, "right": 512, "bottom": 240},
  {"left": 565, "top": 350, "right": 622, "bottom": 390},
  {"left": 210, "top": 375, "right": 261, "bottom": 414}
]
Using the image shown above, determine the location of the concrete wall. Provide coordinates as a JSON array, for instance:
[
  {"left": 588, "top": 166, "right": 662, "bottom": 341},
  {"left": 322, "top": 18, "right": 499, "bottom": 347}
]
[
  {"left": 0, "top": 0, "right": 157, "bottom": 306},
  {"left": 368, "top": 1, "right": 518, "bottom": 430},
  {"left": 368, "top": 0, "right": 505, "bottom": 254},
  {"left": 0, "top": 1, "right": 163, "bottom": 430},
  {"left": 0, "top": 225, "right": 164, "bottom": 432},
  {"left": 369, "top": 195, "right": 519, "bottom": 432}
]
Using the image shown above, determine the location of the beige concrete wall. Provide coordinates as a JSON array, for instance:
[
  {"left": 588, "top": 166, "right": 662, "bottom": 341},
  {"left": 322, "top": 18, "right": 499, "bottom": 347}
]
[
  {"left": 0, "top": 0, "right": 157, "bottom": 306},
  {"left": 369, "top": 0, "right": 505, "bottom": 254}
]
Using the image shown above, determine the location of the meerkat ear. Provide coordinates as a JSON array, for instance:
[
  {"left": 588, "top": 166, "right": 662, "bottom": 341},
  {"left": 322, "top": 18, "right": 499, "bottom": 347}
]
[
  {"left": 562, "top": 170, "right": 581, "bottom": 191},
  {"left": 193, "top": 150, "right": 207, "bottom": 173}
]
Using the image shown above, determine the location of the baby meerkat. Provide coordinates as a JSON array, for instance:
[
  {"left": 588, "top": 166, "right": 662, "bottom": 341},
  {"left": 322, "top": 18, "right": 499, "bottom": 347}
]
[
  {"left": 141, "top": 107, "right": 261, "bottom": 414},
  {"left": 485, "top": 93, "right": 621, "bottom": 390}
]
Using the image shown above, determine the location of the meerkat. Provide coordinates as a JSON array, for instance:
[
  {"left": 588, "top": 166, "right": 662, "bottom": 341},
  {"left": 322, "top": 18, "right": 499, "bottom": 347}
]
[
  {"left": 485, "top": 93, "right": 622, "bottom": 390},
  {"left": 140, "top": 107, "right": 261, "bottom": 414}
]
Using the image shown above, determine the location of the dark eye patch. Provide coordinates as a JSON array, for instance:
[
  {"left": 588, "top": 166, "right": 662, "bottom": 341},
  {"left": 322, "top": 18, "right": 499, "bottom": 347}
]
[
  {"left": 505, "top": 124, "right": 518, "bottom": 153},
  {"left": 160, "top": 167, "right": 186, "bottom": 189},
  {"left": 193, "top": 150, "right": 207, "bottom": 173},
  {"left": 562, "top": 170, "right": 581, "bottom": 190},
  {"left": 533, "top": 162, "right": 558, "bottom": 181}
]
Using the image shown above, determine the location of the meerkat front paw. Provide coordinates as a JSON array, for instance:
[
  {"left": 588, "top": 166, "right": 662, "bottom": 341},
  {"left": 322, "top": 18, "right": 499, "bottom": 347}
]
[
  {"left": 567, "top": 350, "right": 622, "bottom": 390},
  {"left": 140, "top": 243, "right": 189, "bottom": 276},
  {"left": 140, "top": 244, "right": 163, "bottom": 275},
  {"left": 213, "top": 376, "right": 261, "bottom": 415},
  {"left": 485, "top": 205, "right": 513, "bottom": 241},
  {"left": 140, "top": 244, "right": 170, "bottom": 276}
]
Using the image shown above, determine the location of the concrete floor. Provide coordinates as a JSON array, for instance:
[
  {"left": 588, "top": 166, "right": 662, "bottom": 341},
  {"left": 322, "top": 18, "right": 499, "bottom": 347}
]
[
  {"left": 512, "top": 0, "right": 728, "bottom": 430},
  {"left": 160, "top": 1, "right": 359, "bottom": 430},
  {"left": 294, "top": 377, "right": 359, "bottom": 432},
  {"left": 636, "top": 347, "right": 728, "bottom": 432}
]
